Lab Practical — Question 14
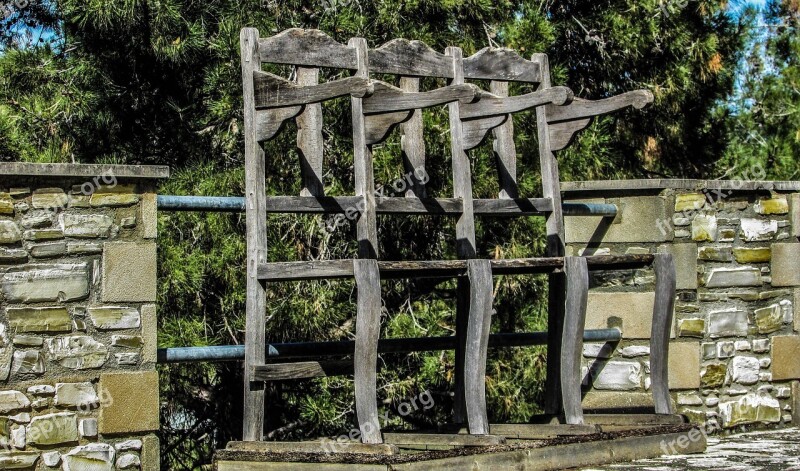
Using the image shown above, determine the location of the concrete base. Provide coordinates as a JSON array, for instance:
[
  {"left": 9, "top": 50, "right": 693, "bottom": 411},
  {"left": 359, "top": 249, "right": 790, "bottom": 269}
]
[{"left": 215, "top": 425, "right": 706, "bottom": 470}]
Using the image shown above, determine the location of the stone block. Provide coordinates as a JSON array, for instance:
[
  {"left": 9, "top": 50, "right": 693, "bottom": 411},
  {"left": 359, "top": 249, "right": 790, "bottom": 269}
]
[
  {"left": 668, "top": 342, "right": 700, "bottom": 390},
  {"left": 22, "top": 228, "right": 63, "bottom": 241},
  {"left": 62, "top": 443, "right": 114, "bottom": 471},
  {"left": 59, "top": 213, "right": 113, "bottom": 238},
  {"left": 755, "top": 196, "right": 789, "bottom": 215},
  {"left": 102, "top": 242, "right": 157, "bottom": 302},
  {"left": 89, "top": 184, "right": 139, "bottom": 207},
  {"left": 793, "top": 194, "right": 800, "bottom": 238},
  {"left": 793, "top": 381, "right": 800, "bottom": 426},
  {"left": 585, "top": 292, "right": 668, "bottom": 339},
  {"left": 31, "top": 188, "right": 68, "bottom": 210},
  {"left": 0, "top": 391, "right": 30, "bottom": 413},
  {"left": 701, "top": 363, "right": 727, "bottom": 388},
  {"left": 20, "top": 210, "right": 53, "bottom": 229},
  {"left": 565, "top": 196, "right": 672, "bottom": 244},
  {"left": 741, "top": 218, "right": 778, "bottom": 242},
  {"left": 12, "top": 350, "right": 45, "bottom": 374},
  {"left": 583, "top": 343, "right": 614, "bottom": 358},
  {"left": 66, "top": 242, "right": 103, "bottom": 255},
  {"left": 678, "top": 318, "right": 705, "bottom": 338},
  {"left": 99, "top": 371, "right": 159, "bottom": 434},
  {"left": 771, "top": 243, "right": 800, "bottom": 287},
  {"left": 111, "top": 335, "right": 143, "bottom": 348},
  {"left": 717, "top": 341, "right": 735, "bottom": 358},
  {"left": 141, "top": 434, "right": 159, "bottom": 471},
  {"left": 660, "top": 243, "right": 697, "bottom": 290},
  {"left": 29, "top": 241, "right": 67, "bottom": 258},
  {"left": 142, "top": 192, "right": 157, "bottom": 239},
  {"left": 0, "top": 193, "right": 13, "bottom": 215},
  {"left": 587, "top": 360, "right": 642, "bottom": 390},
  {"left": 54, "top": 383, "right": 99, "bottom": 408},
  {"left": 6, "top": 307, "right": 71, "bottom": 333},
  {"left": 733, "top": 247, "right": 772, "bottom": 263},
  {"left": 755, "top": 302, "right": 788, "bottom": 334},
  {"left": 581, "top": 391, "right": 669, "bottom": 412},
  {"left": 703, "top": 267, "right": 761, "bottom": 288},
  {"left": 26, "top": 412, "right": 78, "bottom": 445},
  {"left": 141, "top": 304, "right": 157, "bottom": 364},
  {"left": 719, "top": 392, "right": 780, "bottom": 428},
  {"left": 1, "top": 263, "right": 90, "bottom": 303},
  {"left": 675, "top": 193, "right": 707, "bottom": 212},
  {"left": 619, "top": 346, "right": 650, "bottom": 358},
  {"left": 0, "top": 247, "right": 27, "bottom": 263},
  {"left": 0, "top": 452, "right": 39, "bottom": 469},
  {"left": 88, "top": 306, "right": 141, "bottom": 330},
  {"left": 0, "top": 219, "right": 21, "bottom": 244},
  {"left": 697, "top": 246, "right": 732, "bottom": 262},
  {"left": 692, "top": 214, "right": 717, "bottom": 242},
  {"left": 728, "top": 356, "right": 760, "bottom": 385},
  {"left": 772, "top": 335, "right": 800, "bottom": 380},
  {"left": 707, "top": 308, "right": 749, "bottom": 338},
  {"left": 46, "top": 336, "right": 108, "bottom": 370}
]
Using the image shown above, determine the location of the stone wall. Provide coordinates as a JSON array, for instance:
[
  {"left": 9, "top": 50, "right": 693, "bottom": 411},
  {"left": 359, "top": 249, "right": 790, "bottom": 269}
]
[
  {"left": 563, "top": 179, "right": 800, "bottom": 433},
  {"left": 0, "top": 163, "right": 167, "bottom": 470}
]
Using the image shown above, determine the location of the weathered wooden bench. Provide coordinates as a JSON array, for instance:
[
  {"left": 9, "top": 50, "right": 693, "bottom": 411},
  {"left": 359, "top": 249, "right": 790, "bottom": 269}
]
[{"left": 239, "top": 27, "right": 677, "bottom": 444}]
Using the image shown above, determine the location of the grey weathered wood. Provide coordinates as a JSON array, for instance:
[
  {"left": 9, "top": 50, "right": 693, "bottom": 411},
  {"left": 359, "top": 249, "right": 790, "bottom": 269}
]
[
  {"left": 464, "top": 259, "right": 493, "bottom": 435},
  {"left": 376, "top": 197, "right": 462, "bottom": 214},
  {"left": 241, "top": 26, "right": 267, "bottom": 442},
  {"left": 364, "top": 111, "right": 413, "bottom": 145},
  {"left": 546, "top": 91, "right": 654, "bottom": 124},
  {"left": 399, "top": 77, "right": 427, "bottom": 197},
  {"left": 489, "top": 81, "right": 518, "bottom": 199},
  {"left": 227, "top": 441, "right": 399, "bottom": 455},
  {"left": 255, "top": 107, "right": 303, "bottom": 142},
  {"left": 462, "top": 114, "right": 509, "bottom": 150},
  {"left": 383, "top": 433, "right": 504, "bottom": 447},
  {"left": 549, "top": 118, "right": 592, "bottom": 151},
  {"left": 445, "top": 423, "right": 599, "bottom": 438},
  {"left": 534, "top": 53, "right": 568, "bottom": 416},
  {"left": 265, "top": 196, "right": 363, "bottom": 214},
  {"left": 463, "top": 47, "right": 543, "bottom": 82},
  {"left": 259, "top": 260, "right": 356, "bottom": 281},
  {"left": 473, "top": 198, "right": 553, "bottom": 215},
  {"left": 258, "top": 28, "right": 359, "bottom": 70},
  {"left": 561, "top": 256, "right": 589, "bottom": 425},
  {"left": 651, "top": 253, "right": 676, "bottom": 415},
  {"left": 350, "top": 37, "right": 379, "bottom": 259},
  {"left": 354, "top": 259, "right": 383, "bottom": 444},
  {"left": 250, "top": 361, "right": 353, "bottom": 381},
  {"left": 459, "top": 86, "right": 573, "bottom": 119},
  {"left": 447, "top": 46, "right": 477, "bottom": 425},
  {"left": 254, "top": 71, "right": 371, "bottom": 109},
  {"left": 369, "top": 39, "right": 454, "bottom": 78},
  {"left": 363, "top": 81, "right": 478, "bottom": 114},
  {"left": 296, "top": 67, "right": 325, "bottom": 196}
]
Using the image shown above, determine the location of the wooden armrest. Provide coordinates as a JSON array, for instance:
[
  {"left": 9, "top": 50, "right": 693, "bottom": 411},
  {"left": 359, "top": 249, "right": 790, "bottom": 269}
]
[
  {"left": 253, "top": 70, "right": 372, "bottom": 109},
  {"left": 459, "top": 86, "right": 573, "bottom": 119},
  {"left": 362, "top": 81, "right": 480, "bottom": 114},
  {"left": 545, "top": 89, "right": 654, "bottom": 124}
]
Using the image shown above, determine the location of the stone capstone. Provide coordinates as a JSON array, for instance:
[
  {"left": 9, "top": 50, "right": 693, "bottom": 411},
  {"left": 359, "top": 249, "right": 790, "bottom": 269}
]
[
  {"left": 728, "top": 356, "right": 761, "bottom": 385},
  {"left": 6, "top": 307, "right": 71, "bottom": 333},
  {"left": 62, "top": 443, "right": 115, "bottom": 471},
  {"left": 88, "top": 306, "right": 140, "bottom": 330},
  {"left": 719, "top": 392, "right": 780, "bottom": 428},
  {"left": 26, "top": 412, "right": 78, "bottom": 445},
  {"left": 707, "top": 308, "right": 750, "bottom": 338},
  {"left": 1, "top": 263, "right": 89, "bottom": 303},
  {"left": 46, "top": 336, "right": 108, "bottom": 370}
]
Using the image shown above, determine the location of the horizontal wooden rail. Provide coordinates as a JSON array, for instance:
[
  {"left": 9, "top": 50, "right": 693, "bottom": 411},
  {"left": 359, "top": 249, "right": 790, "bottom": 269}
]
[
  {"left": 157, "top": 328, "right": 623, "bottom": 363},
  {"left": 157, "top": 195, "right": 615, "bottom": 217},
  {"left": 257, "top": 255, "right": 655, "bottom": 281}
]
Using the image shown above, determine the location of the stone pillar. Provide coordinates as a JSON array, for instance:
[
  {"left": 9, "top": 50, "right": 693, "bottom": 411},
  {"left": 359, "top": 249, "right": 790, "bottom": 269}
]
[{"left": 0, "top": 163, "right": 167, "bottom": 470}]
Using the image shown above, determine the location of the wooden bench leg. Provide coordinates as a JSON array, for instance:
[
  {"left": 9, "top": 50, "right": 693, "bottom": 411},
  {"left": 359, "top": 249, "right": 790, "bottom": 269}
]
[
  {"left": 651, "top": 253, "right": 676, "bottom": 415},
  {"left": 561, "top": 256, "right": 589, "bottom": 425},
  {"left": 464, "top": 259, "right": 493, "bottom": 435},
  {"left": 354, "top": 259, "right": 383, "bottom": 443}
]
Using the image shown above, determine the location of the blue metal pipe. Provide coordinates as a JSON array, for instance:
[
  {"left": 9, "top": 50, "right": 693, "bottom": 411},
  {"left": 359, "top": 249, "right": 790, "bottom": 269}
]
[
  {"left": 156, "top": 328, "right": 621, "bottom": 363},
  {"left": 562, "top": 202, "right": 618, "bottom": 217}
]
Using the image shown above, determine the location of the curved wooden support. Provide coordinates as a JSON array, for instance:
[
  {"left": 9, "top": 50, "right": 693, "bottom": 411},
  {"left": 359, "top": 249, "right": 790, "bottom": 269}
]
[
  {"left": 463, "top": 47, "right": 543, "bottom": 82},
  {"left": 363, "top": 81, "right": 480, "bottom": 114},
  {"left": 254, "top": 71, "right": 372, "bottom": 109},
  {"left": 548, "top": 118, "right": 592, "bottom": 152},
  {"left": 545, "top": 90, "right": 654, "bottom": 124},
  {"left": 651, "top": 253, "right": 676, "bottom": 415},
  {"left": 460, "top": 86, "right": 573, "bottom": 119},
  {"left": 255, "top": 106, "right": 303, "bottom": 142},
  {"left": 561, "top": 256, "right": 589, "bottom": 425},
  {"left": 370, "top": 38, "right": 454, "bottom": 78},
  {"left": 354, "top": 259, "right": 383, "bottom": 444},
  {"left": 365, "top": 111, "right": 414, "bottom": 145},
  {"left": 464, "top": 259, "right": 494, "bottom": 435},
  {"left": 258, "top": 28, "right": 359, "bottom": 70},
  {"left": 462, "top": 115, "right": 508, "bottom": 150}
]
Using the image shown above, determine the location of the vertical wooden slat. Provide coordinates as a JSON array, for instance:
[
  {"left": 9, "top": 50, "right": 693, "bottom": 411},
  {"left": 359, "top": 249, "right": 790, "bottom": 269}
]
[
  {"left": 561, "top": 256, "right": 589, "bottom": 425},
  {"left": 349, "top": 37, "right": 379, "bottom": 259},
  {"left": 446, "top": 46, "right": 478, "bottom": 424},
  {"left": 240, "top": 27, "right": 267, "bottom": 441},
  {"left": 651, "top": 253, "right": 676, "bottom": 415},
  {"left": 464, "top": 259, "right": 493, "bottom": 435},
  {"left": 296, "top": 67, "right": 324, "bottom": 196},
  {"left": 534, "top": 53, "right": 568, "bottom": 415},
  {"left": 489, "top": 81, "right": 518, "bottom": 199},
  {"left": 399, "top": 77, "right": 427, "bottom": 198},
  {"left": 354, "top": 259, "right": 383, "bottom": 443}
]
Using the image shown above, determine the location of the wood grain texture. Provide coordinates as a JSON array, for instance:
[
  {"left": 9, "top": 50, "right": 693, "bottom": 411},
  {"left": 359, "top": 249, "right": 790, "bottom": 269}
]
[
  {"left": 250, "top": 361, "right": 352, "bottom": 381},
  {"left": 254, "top": 71, "right": 370, "bottom": 109},
  {"left": 350, "top": 37, "right": 379, "bottom": 259},
  {"left": 489, "top": 81, "right": 518, "bottom": 199},
  {"left": 369, "top": 38, "right": 454, "bottom": 78},
  {"left": 459, "top": 86, "right": 573, "bottom": 119},
  {"left": 255, "top": 107, "right": 303, "bottom": 142},
  {"left": 464, "top": 259, "right": 493, "bottom": 435},
  {"left": 545, "top": 90, "right": 654, "bottom": 124},
  {"left": 399, "top": 77, "right": 427, "bottom": 197},
  {"left": 240, "top": 26, "right": 267, "bottom": 442},
  {"left": 651, "top": 253, "right": 676, "bottom": 415},
  {"left": 561, "top": 256, "right": 589, "bottom": 425},
  {"left": 364, "top": 111, "right": 413, "bottom": 145},
  {"left": 354, "top": 259, "right": 383, "bottom": 444},
  {"left": 549, "top": 118, "right": 592, "bottom": 151},
  {"left": 363, "top": 81, "right": 478, "bottom": 114},
  {"left": 296, "top": 67, "right": 325, "bottom": 196},
  {"left": 375, "top": 197, "right": 462, "bottom": 214},
  {"left": 473, "top": 198, "right": 553, "bottom": 215},
  {"left": 258, "top": 28, "right": 358, "bottom": 70},
  {"left": 264, "top": 196, "right": 363, "bottom": 214},
  {"left": 462, "top": 114, "right": 509, "bottom": 150},
  {"left": 463, "top": 47, "right": 543, "bottom": 82}
]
